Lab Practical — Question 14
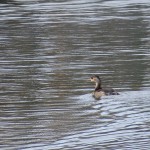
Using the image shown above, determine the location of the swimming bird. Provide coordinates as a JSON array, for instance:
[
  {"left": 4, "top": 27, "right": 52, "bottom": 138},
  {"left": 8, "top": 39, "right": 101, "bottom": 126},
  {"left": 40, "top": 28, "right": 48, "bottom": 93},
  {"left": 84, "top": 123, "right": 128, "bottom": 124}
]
[{"left": 90, "top": 75, "right": 119, "bottom": 99}]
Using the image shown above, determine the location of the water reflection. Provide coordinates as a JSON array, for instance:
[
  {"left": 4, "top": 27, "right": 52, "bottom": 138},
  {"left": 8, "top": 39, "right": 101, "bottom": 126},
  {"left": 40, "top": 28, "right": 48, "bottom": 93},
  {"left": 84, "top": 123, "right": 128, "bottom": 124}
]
[{"left": 0, "top": 0, "right": 150, "bottom": 149}]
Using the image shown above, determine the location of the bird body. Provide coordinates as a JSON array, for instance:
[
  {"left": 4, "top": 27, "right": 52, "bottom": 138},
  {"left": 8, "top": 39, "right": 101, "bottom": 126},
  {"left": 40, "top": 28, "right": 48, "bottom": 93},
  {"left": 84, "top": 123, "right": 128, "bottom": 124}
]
[{"left": 90, "top": 75, "right": 119, "bottom": 99}]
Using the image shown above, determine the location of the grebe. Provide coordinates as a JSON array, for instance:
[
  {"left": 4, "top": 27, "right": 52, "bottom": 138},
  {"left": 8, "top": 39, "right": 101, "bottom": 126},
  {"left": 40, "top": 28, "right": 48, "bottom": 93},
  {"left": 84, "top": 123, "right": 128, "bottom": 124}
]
[{"left": 90, "top": 75, "right": 119, "bottom": 99}]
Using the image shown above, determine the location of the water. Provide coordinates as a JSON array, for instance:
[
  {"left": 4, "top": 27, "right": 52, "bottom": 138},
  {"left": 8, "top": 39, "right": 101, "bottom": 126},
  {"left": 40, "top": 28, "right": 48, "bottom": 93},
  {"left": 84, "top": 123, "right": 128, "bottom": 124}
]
[{"left": 0, "top": 0, "right": 150, "bottom": 149}]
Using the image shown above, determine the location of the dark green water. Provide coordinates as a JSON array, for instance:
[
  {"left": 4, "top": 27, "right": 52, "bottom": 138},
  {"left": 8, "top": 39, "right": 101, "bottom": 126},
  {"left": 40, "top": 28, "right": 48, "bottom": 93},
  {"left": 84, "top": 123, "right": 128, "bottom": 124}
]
[{"left": 0, "top": 0, "right": 150, "bottom": 149}]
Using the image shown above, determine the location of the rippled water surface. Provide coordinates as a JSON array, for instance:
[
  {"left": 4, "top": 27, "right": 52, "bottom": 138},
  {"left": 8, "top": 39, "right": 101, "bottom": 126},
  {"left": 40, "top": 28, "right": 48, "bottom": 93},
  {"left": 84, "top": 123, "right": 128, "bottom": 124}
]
[{"left": 0, "top": 0, "right": 150, "bottom": 149}]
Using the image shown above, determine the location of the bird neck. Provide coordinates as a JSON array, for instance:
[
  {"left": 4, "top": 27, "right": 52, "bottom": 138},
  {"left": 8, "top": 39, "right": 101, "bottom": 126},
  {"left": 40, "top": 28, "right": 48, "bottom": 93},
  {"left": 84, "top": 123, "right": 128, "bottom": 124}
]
[{"left": 95, "top": 81, "right": 102, "bottom": 91}]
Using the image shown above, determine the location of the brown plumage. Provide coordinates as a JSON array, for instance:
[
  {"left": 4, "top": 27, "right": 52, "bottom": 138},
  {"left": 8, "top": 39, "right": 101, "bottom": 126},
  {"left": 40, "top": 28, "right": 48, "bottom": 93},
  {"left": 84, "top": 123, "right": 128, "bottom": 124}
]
[{"left": 90, "top": 75, "right": 119, "bottom": 99}]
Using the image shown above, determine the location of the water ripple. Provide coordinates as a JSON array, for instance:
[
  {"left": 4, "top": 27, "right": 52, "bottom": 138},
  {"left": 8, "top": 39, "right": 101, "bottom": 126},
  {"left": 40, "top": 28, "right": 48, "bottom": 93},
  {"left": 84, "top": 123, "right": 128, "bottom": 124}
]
[{"left": 0, "top": 0, "right": 150, "bottom": 149}]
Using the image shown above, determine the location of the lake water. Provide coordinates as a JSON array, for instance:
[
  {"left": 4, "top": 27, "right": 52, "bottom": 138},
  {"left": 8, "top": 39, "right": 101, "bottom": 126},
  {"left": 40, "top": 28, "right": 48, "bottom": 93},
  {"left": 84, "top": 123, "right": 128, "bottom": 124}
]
[{"left": 0, "top": 0, "right": 150, "bottom": 149}]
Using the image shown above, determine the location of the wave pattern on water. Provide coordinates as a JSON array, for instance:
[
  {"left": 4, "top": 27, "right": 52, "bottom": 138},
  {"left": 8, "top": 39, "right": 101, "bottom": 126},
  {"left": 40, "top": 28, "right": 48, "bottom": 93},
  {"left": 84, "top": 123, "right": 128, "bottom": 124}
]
[{"left": 0, "top": 0, "right": 150, "bottom": 149}]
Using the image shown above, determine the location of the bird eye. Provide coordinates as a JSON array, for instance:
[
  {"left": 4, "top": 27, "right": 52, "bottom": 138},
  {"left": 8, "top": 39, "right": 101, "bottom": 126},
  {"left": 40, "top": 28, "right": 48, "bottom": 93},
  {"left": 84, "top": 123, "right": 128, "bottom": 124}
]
[{"left": 91, "top": 77, "right": 93, "bottom": 79}]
